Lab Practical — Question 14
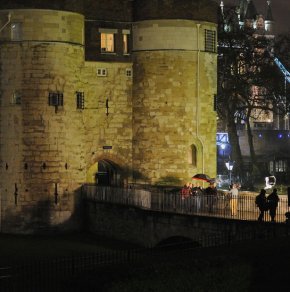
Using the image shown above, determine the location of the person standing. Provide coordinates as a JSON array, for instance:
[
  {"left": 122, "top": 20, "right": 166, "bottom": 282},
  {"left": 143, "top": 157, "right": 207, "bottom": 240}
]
[
  {"left": 229, "top": 183, "right": 239, "bottom": 216},
  {"left": 180, "top": 183, "right": 191, "bottom": 212},
  {"left": 255, "top": 189, "right": 268, "bottom": 222},
  {"left": 192, "top": 184, "right": 202, "bottom": 212},
  {"left": 181, "top": 183, "right": 190, "bottom": 199},
  {"left": 267, "top": 188, "right": 280, "bottom": 222},
  {"left": 205, "top": 182, "right": 217, "bottom": 213}
]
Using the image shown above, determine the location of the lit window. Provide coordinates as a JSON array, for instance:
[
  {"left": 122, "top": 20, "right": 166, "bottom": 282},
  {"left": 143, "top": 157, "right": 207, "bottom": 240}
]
[
  {"left": 123, "top": 34, "right": 128, "bottom": 54},
  {"left": 101, "top": 33, "right": 114, "bottom": 53},
  {"left": 11, "top": 22, "right": 22, "bottom": 41},
  {"left": 204, "top": 29, "right": 216, "bottom": 53},
  {"left": 188, "top": 144, "right": 197, "bottom": 166},
  {"left": 275, "top": 160, "right": 287, "bottom": 172}
]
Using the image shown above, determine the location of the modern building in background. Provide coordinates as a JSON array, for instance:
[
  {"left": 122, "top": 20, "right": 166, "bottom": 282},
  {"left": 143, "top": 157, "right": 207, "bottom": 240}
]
[
  {"left": 217, "top": 0, "right": 290, "bottom": 184},
  {"left": 0, "top": 0, "right": 218, "bottom": 232}
]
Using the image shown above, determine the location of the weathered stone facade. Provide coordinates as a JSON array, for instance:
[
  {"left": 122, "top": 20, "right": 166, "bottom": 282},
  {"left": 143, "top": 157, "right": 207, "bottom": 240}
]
[
  {"left": 86, "top": 200, "right": 288, "bottom": 248},
  {"left": 132, "top": 19, "right": 217, "bottom": 184},
  {"left": 0, "top": 0, "right": 217, "bottom": 232}
]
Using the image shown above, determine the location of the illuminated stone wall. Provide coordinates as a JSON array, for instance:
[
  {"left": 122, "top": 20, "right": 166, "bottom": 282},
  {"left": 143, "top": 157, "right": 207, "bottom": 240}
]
[
  {"left": 0, "top": 4, "right": 217, "bottom": 232},
  {"left": 132, "top": 20, "right": 217, "bottom": 185},
  {"left": 0, "top": 10, "right": 85, "bottom": 231},
  {"left": 80, "top": 61, "right": 133, "bottom": 185},
  {"left": 0, "top": 9, "right": 133, "bottom": 231}
]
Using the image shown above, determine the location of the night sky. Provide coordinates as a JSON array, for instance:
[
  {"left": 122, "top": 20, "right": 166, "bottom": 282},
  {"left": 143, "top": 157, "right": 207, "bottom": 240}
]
[{"left": 218, "top": 0, "right": 290, "bottom": 34}]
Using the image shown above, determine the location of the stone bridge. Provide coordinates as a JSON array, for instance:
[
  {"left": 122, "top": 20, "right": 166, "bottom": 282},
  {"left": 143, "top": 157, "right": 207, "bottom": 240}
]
[{"left": 83, "top": 186, "right": 290, "bottom": 248}]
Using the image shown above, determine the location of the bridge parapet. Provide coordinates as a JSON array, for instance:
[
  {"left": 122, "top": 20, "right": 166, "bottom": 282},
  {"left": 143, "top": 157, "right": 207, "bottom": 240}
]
[
  {"left": 82, "top": 185, "right": 288, "bottom": 223},
  {"left": 82, "top": 186, "right": 290, "bottom": 248}
]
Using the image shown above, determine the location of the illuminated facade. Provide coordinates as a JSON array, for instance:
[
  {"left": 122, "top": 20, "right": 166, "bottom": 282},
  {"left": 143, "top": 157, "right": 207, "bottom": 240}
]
[{"left": 0, "top": 0, "right": 218, "bottom": 232}]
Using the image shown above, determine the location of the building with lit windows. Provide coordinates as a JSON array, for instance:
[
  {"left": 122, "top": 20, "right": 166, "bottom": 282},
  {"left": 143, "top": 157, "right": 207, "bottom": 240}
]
[
  {"left": 218, "top": 0, "right": 290, "bottom": 184},
  {"left": 0, "top": 0, "right": 218, "bottom": 232}
]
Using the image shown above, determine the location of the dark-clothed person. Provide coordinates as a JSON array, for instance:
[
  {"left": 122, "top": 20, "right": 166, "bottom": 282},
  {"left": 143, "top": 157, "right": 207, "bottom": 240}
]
[
  {"left": 255, "top": 189, "right": 268, "bottom": 222},
  {"left": 267, "top": 188, "right": 280, "bottom": 222},
  {"left": 192, "top": 186, "right": 203, "bottom": 212},
  {"left": 205, "top": 182, "right": 217, "bottom": 213}
]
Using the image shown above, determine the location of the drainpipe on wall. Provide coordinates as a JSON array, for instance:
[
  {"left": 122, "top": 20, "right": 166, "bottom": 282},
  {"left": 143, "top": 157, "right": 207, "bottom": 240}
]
[
  {"left": 0, "top": 13, "right": 11, "bottom": 33},
  {"left": 196, "top": 23, "right": 205, "bottom": 174}
]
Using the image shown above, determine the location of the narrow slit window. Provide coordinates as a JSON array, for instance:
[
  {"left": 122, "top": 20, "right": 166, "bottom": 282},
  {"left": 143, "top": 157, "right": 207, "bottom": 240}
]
[
  {"left": 76, "top": 92, "right": 85, "bottom": 110},
  {"left": 123, "top": 34, "right": 128, "bottom": 54},
  {"left": 11, "top": 22, "right": 22, "bottom": 41},
  {"left": 188, "top": 144, "right": 197, "bottom": 166}
]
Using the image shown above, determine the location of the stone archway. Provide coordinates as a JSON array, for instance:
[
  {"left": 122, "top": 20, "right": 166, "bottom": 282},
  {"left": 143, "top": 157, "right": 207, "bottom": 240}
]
[
  {"left": 86, "top": 156, "right": 130, "bottom": 187},
  {"left": 94, "top": 159, "right": 124, "bottom": 186}
]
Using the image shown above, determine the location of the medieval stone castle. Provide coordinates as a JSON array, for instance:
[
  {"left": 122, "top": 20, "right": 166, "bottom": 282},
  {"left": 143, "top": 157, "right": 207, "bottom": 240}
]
[{"left": 0, "top": 0, "right": 218, "bottom": 232}]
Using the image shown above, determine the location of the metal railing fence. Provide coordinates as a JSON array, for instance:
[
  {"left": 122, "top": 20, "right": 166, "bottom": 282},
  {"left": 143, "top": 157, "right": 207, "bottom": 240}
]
[
  {"left": 82, "top": 185, "right": 290, "bottom": 223},
  {"left": 0, "top": 226, "right": 286, "bottom": 292}
]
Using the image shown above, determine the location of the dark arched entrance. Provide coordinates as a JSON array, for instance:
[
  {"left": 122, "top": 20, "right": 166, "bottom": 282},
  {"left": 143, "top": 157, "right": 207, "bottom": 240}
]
[{"left": 95, "top": 159, "right": 123, "bottom": 186}]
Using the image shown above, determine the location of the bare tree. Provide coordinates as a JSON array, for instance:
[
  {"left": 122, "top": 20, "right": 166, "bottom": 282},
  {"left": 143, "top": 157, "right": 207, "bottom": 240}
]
[{"left": 217, "top": 21, "right": 285, "bottom": 181}]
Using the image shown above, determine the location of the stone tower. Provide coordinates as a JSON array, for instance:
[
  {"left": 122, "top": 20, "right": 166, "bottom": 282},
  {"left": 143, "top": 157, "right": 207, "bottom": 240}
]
[
  {"left": 0, "top": 9, "right": 86, "bottom": 232},
  {"left": 0, "top": 0, "right": 218, "bottom": 232},
  {"left": 132, "top": 0, "right": 218, "bottom": 185}
]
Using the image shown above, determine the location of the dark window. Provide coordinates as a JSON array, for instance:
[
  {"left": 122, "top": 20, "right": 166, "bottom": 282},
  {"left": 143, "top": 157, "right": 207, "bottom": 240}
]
[
  {"left": 76, "top": 92, "right": 85, "bottom": 109},
  {"left": 188, "top": 144, "right": 197, "bottom": 167},
  {"left": 205, "top": 29, "right": 216, "bottom": 53},
  {"left": 48, "top": 92, "right": 63, "bottom": 106}
]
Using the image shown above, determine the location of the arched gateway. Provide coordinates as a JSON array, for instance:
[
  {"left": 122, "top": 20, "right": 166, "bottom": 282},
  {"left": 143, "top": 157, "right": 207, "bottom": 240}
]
[
  {"left": 96, "top": 160, "right": 123, "bottom": 186},
  {"left": 87, "top": 159, "right": 125, "bottom": 187}
]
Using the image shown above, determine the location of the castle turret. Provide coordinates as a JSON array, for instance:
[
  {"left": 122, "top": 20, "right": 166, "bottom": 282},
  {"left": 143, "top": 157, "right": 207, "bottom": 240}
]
[
  {"left": 132, "top": 0, "right": 218, "bottom": 185},
  {"left": 238, "top": 0, "right": 248, "bottom": 26},
  {"left": 244, "top": 0, "right": 258, "bottom": 28},
  {"left": 0, "top": 9, "right": 85, "bottom": 232},
  {"left": 265, "top": 0, "right": 274, "bottom": 34}
]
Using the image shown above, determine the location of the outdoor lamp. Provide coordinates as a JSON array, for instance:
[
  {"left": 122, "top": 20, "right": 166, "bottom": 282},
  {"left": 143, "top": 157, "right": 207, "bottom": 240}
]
[{"left": 225, "top": 161, "right": 234, "bottom": 184}]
